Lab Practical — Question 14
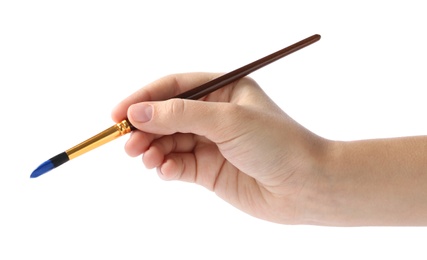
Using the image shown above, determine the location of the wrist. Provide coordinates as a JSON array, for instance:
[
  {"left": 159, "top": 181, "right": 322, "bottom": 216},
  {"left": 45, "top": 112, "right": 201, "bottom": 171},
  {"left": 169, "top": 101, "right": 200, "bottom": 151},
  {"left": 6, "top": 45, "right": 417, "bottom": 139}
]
[{"left": 296, "top": 140, "right": 349, "bottom": 226}]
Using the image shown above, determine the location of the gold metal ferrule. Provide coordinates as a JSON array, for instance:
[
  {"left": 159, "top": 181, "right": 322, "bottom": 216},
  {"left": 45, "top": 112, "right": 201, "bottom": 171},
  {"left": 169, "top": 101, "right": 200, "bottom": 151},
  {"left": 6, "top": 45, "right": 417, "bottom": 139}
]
[{"left": 66, "top": 119, "right": 132, "bottom": 160}]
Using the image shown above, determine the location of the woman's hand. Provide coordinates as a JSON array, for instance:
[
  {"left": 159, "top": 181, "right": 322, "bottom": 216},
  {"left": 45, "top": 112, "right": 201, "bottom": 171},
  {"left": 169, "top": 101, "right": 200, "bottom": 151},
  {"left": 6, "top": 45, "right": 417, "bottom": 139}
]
[
  {"left": 112, "top": 72, "right": 328, "bottom": 224},
  {"left": 112, "top": 72, "right": 427, "bottom": 226}
]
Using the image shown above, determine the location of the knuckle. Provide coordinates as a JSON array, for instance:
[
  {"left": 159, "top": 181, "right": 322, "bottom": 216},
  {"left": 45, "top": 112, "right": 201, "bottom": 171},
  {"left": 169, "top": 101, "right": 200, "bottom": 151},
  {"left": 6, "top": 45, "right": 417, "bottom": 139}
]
[{"left": 167, "top": 98, "right": 186, "bottom": 117}]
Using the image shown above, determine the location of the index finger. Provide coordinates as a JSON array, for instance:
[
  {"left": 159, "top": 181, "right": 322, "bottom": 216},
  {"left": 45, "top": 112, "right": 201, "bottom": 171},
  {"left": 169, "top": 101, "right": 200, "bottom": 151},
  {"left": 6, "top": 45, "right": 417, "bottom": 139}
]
[{"left": 111, "top": 72, "right": 220, "bottom": 122}]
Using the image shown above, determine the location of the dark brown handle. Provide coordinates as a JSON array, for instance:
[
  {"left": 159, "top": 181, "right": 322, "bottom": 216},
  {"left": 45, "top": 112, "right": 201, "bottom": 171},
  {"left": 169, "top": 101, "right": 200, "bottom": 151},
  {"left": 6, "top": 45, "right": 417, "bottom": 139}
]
[{"left": 174, "top": 34, "right": 321, "bottom": 100}]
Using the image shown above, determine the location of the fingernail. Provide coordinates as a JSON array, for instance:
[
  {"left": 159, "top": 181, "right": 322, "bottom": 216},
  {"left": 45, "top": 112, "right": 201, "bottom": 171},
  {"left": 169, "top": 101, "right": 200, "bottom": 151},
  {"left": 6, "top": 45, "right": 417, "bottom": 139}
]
[
  {"left": 130, "top": 104, "right": 153, "bottom": 123},
  {"left": 156, "top": 167, "right": 163, "bottom": 176}
]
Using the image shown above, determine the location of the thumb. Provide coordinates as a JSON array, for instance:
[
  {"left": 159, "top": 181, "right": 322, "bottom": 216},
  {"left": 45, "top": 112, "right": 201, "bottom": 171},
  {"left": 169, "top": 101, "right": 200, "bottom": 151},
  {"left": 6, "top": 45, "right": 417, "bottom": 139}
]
[{"left": 127, "top": 99, "right": 241, "bottom": 143}]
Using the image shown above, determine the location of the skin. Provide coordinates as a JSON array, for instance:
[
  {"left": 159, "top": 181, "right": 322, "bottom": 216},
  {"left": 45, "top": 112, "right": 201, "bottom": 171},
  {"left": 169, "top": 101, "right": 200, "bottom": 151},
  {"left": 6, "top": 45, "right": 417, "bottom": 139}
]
[{"left": 112, "top": 72, "right": 427, "bottom": 226}]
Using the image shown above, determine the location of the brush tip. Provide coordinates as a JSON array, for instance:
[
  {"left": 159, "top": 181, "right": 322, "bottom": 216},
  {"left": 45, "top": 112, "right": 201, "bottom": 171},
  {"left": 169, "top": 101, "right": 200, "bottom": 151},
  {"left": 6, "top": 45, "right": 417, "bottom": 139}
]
[{"left": 30, "top": 160, "right": 54, "bottom": 178}]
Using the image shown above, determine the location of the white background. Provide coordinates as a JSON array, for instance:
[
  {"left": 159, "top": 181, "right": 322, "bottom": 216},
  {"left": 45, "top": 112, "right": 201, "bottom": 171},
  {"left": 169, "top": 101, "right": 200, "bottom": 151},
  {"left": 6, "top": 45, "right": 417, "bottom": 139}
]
[{"left": 1, "top": 1, "right": 427, "bottom": 259}]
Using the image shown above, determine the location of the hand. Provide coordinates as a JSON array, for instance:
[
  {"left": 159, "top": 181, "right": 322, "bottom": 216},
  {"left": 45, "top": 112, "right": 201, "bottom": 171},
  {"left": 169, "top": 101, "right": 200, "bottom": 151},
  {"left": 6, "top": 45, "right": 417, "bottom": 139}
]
[
  {"left": 112, "top": 72, "right": 427, "bottom": 226},
  {"left": 111, "top": 72, "right": 328, "bottom": 224}
]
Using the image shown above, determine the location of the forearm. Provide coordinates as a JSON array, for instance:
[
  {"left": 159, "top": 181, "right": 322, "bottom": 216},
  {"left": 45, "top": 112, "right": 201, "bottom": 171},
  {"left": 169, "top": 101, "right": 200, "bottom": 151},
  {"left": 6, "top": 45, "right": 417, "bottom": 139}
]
[{"left": 312, "top": 136, "right": 427, "bottom": 226}]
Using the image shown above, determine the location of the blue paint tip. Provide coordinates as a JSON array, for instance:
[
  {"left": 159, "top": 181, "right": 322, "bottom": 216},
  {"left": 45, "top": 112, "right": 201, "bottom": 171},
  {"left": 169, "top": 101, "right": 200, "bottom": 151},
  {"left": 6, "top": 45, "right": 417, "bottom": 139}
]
[{"left": 30, "top": 160, "right": 54, "bottom": 178}]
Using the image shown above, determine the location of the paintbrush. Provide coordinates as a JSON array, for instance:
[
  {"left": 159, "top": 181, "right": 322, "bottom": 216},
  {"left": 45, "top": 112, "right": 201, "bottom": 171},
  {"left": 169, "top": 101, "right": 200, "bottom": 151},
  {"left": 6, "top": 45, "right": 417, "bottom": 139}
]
[{"left": 30, "top": 34, "right": 321, "bottom": 178}]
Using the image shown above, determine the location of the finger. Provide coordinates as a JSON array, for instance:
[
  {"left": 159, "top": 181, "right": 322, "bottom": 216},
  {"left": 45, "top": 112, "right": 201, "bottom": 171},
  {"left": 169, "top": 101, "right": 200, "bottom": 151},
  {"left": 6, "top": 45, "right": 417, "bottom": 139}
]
[
  {"left": 157, "top": 149, "right": 226, "bottom": 191},
  {"left": 149, "top": 134, "right": 199, "bottom": 155},
  {"left": 127, "top": 98, "right": 246, "bottom": 144},
  {"left": 142, "top": 134, "right": 199, "bottom": 169},
  {"left": 124, "top": 130, "right": 159, "bottom": 157},
  {"left": 111, "top": 72, "right": 220, "bottom": 122},
  {"left": 157, "top": 153, "right": 197, "bottom": 183}
]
